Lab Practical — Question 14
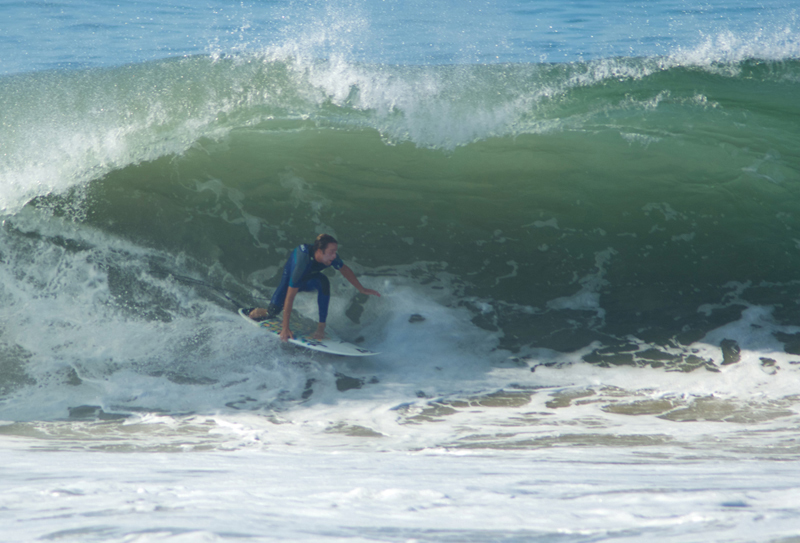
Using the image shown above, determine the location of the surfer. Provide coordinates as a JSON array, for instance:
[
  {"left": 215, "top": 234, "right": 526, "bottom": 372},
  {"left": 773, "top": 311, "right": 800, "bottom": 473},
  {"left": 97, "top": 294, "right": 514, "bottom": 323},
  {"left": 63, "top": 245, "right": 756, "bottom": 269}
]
[{"left": 248, "top": 234, "right": 380, "bottom": 341}]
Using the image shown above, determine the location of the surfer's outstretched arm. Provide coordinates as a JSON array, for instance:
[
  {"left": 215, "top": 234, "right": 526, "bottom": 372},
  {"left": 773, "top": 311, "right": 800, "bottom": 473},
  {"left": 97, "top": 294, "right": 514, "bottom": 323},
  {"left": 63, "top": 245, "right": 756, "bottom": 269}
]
[
  {"left": 339, "top": 264, "right": 380, "bottom": 297},
  {"left": 280, "top": 286, "right": 299, "bottom": 341}
]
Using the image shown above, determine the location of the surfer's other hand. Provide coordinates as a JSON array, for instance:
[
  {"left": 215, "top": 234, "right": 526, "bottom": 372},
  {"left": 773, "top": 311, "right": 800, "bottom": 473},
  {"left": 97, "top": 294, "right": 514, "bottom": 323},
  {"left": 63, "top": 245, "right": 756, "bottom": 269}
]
[{"left": 279, "top": 327, "right": 293, "bottom": 341}]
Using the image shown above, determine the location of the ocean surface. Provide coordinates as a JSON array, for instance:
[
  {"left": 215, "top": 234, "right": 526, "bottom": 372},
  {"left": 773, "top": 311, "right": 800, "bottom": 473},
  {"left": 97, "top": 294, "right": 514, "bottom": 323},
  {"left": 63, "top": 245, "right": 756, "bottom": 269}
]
[{"left": 2, "top": 0, "right": 800, "bottom": 541}]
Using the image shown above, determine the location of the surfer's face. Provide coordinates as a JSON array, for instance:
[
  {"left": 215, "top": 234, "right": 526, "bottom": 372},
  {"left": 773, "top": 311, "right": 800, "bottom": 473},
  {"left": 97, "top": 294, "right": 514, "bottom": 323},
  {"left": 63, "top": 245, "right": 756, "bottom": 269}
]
[{"left": 316, "top": 243, "right": 338, "bottom": 265}]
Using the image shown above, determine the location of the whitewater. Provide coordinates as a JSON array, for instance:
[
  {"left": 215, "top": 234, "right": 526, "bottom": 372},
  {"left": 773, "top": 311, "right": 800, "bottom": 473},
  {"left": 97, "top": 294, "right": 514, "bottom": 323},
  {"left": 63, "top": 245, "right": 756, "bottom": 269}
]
[{"left": 2, "top": 0, "right": 800, "bottom": 541}]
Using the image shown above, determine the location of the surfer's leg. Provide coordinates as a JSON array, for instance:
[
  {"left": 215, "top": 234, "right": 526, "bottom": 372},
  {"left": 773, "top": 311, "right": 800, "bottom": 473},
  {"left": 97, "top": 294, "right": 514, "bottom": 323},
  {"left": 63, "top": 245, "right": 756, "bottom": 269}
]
[{"left": 293, "top": 275, "right": 331, "bottom": 323}]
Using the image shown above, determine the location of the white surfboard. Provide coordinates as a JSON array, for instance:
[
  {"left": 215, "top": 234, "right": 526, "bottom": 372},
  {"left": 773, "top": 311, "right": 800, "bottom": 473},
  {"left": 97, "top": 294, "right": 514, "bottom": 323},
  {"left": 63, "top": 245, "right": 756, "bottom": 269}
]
[{"left": 238, "top": 308, "right": 379, "bottom": 357}]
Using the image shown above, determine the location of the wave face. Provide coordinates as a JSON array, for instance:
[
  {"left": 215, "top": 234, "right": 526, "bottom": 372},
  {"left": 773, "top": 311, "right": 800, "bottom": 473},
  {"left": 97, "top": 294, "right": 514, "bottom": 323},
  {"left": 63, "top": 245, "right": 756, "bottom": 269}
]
[{"left": 1, "top": 29, "right": 800, "bottom": 426}]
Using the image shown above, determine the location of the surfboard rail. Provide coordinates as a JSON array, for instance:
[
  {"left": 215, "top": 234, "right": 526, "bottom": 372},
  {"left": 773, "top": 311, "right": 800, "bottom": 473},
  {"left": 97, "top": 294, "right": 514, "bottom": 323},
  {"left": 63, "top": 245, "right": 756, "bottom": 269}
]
[{"left": 237, "top": 308, "right": 379, "bottom": 357}]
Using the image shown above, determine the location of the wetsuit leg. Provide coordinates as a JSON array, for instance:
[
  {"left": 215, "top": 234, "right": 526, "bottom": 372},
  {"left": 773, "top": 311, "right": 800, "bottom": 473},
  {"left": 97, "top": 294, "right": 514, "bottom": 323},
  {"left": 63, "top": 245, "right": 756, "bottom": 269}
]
[{"left": 298, "top": 274, "right": 331, "bottom": 323}]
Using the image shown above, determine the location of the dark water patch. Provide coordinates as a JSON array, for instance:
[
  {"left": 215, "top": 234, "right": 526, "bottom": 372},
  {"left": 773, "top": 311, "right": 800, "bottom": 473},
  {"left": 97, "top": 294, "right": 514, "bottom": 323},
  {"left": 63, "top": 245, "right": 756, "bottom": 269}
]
[
  {"left": 652, "top": 397, "right": 796, "bottom": 424},
  {"left": 0, "top": 341, "right": 36, "bottom": 395},
  {"left": 760, "top": 358, "right": 778, "bottom": 375},
  {"left": 326, "top": 422, "right": 384, "bottom": 438},
  {"left": 603, "top": 399, "right": 683, "bottom": 416},
  {"left": 335, "top": 373, "right": 365, "bottom": 392},
  {"left": 302, "top": 378, "right": 316, "bottom": 400},
  {"left": 344, "top": 292, "right": 370, "bottom": 323},
  {"left": 448, "top": 432, "right": 674, "bottom": 450},
  {"left": 775, "top": 332, "right": 800, "bottom": 356},
  {"left": 720, "top": 339, "right": 741, "bottom": 366},
  {"left": 583, "top": 348, "right": 718, "bottom": 372},
  {"left": 546, "top": 389, "right": 597, "bottom": 409},
  {"left": 147, "top": 371, "right": 218, "bottom": 386},
  {"left": 225, "top": 397, "right": 258, "bottom": 410},
  {"left": 67, "top": 405, "right": 129, "bottom": 421},
  {"left": 397, "top": 389, "right": 537, "bottom": 424}
]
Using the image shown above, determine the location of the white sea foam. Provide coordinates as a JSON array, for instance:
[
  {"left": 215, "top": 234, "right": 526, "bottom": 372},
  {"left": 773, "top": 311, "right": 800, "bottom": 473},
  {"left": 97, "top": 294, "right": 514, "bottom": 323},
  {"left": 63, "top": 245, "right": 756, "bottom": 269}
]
[{"left": 3, "top": 446, "right": 800, "bottom": 543}]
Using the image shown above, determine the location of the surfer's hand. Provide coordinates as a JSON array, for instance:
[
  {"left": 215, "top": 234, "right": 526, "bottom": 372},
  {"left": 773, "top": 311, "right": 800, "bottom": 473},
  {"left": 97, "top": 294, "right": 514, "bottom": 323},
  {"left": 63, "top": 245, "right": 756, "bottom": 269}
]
[
  {"left": 361, "top": 288, "right": 381, "bottom": 297},
  {"left": 279, "top": 327, "right": 293, "bottom": 342}
]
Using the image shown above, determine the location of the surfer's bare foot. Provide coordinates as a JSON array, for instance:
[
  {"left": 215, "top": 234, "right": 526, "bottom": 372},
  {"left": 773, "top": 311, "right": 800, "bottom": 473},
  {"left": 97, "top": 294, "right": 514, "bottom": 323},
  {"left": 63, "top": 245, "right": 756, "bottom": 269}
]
[
  {"left": 312, "top": 323, "right": 326, "bottom": 340},
  {"left": 249, "top": 307, "right": 267, "bottom": 320}
]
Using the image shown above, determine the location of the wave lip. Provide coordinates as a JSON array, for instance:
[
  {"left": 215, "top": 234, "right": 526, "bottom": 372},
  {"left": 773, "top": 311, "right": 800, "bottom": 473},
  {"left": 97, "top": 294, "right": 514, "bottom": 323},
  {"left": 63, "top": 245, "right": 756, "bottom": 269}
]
[
  {"left": 4, "top": 50, "right": 799, "bottom": 211},
  {"left": 0, "top": 58, "right": 240, "bottom": 213}
]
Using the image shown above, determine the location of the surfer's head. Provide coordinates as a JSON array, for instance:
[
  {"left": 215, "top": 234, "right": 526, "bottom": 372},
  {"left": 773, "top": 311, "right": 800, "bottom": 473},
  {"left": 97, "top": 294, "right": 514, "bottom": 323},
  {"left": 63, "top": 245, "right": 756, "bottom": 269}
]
[{"left": 312, "top": 233, "right": 338, "bottom": 265}]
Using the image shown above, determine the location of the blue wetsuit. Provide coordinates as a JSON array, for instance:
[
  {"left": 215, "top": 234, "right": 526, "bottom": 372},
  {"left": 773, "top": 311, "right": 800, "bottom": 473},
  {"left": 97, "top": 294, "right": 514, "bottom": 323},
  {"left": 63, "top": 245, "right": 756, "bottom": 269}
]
[{"left": 269, "top": 244, "right": 344, "bottom": 323}]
